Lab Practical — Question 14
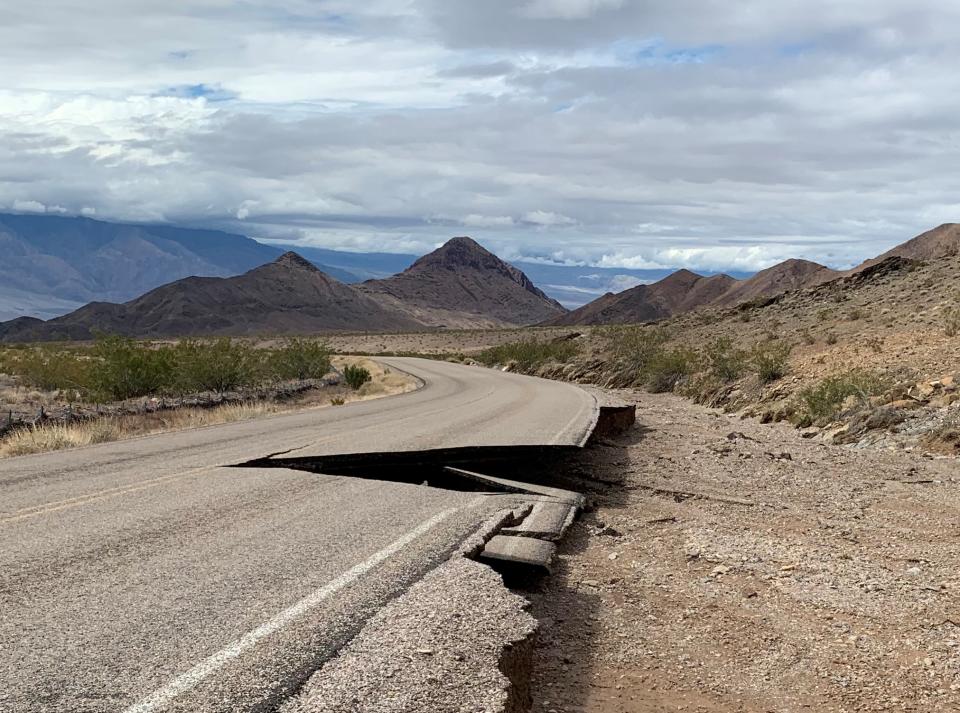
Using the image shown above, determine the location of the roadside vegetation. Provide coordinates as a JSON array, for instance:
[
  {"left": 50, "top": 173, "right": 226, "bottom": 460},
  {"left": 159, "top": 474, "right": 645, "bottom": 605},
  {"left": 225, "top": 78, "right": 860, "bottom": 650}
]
[
  {"left": 0, "top": 402, "right": 290, "bottom": 457},
  {"left": 600, "top": 326, "right": 793, "bottom": 397},
  {"left": 0, "top": 340, "right": 418, "bottom": 458},
  {"left": 475, "top": 327, "right": 794, "bottom": 403},
  {"left": 342, "top": 364, "right": 372, "bottom": 390},
  {"left": 1, "top": 335, "right": 333, "bottom": 402},
  {"left": 475, "top": 337, "right": 579, "bottom": 371},
  {"left": 794, "top": 370, "right": 892, "bottom": 425}
]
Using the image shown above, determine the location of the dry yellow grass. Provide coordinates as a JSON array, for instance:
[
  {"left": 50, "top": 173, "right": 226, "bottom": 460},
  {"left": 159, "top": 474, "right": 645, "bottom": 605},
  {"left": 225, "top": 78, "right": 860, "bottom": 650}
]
[
  {"left": 0, "top": 420, "right": 125, "bottom": 457},
  {"left": 331, "top": 356, "right": 420, "bottom": 402},
  {"left": 0, "top": 357, "right": 415, "bottom": 458}
]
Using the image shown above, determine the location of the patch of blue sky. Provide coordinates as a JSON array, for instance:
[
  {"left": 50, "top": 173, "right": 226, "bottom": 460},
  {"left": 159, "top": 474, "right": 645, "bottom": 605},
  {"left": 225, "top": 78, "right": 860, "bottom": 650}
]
[
  {"left": 612, "top": 38, "right": 724, "bottom": 66},
  {"left": 156, "top": 84, "right": 238, "bottom": 102}
]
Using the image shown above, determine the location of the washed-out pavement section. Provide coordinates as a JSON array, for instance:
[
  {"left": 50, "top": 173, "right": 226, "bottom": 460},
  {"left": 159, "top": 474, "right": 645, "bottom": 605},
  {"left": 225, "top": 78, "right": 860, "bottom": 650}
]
[{"left": 281, "top": 468, "right": 600, "bottom": 713}]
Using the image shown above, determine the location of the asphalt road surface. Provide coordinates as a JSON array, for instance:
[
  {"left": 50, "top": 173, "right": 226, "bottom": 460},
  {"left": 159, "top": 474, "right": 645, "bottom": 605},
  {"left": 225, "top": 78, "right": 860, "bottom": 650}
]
[{"left": 0, "top": 358, "right": 597, "bottom": 712}]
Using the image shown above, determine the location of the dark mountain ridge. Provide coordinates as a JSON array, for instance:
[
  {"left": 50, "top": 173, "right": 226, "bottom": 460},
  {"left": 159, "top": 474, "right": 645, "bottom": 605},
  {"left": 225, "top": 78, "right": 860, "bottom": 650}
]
[
  {"left": 358, "top": 237, "right": 566, "bottom": 327},
  {"left": 552, "top": 224, "right": 960, "bottom": 327},
  {"left": 0, "top": 252, "right": 423, "bottom": 341}
]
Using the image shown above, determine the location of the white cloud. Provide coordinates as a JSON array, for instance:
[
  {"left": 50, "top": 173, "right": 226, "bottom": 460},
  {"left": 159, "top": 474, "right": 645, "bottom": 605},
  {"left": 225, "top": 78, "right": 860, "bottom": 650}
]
[
  {"left": 12, "top": 200, "right": 48, "bottom": 213},
  {"left": 2, "top": 1, "right": 960, "bottom": 273},
  {"left": 461, "top": 214, "right": 515, "bottom": 227},
  {"left": 523, "top": 210, "right": 576, "bottom": 226}
]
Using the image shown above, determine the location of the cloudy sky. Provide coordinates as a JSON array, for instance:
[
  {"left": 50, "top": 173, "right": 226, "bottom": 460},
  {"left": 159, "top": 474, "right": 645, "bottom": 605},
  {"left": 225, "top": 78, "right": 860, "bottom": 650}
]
[{"left": 2, "top": 0, "right": 959, "bottom": 271}]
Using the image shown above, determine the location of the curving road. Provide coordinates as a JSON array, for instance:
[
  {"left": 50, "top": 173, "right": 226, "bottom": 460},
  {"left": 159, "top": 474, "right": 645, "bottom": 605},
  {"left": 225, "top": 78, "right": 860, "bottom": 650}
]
[{"left": 0, "top": 358, "right": 596, "bottom": 713}]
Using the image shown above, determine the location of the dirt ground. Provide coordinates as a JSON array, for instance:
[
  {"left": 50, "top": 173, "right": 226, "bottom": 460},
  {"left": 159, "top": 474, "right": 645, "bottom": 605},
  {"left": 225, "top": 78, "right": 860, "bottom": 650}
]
[{"left": 529, "top": 390, "right": 960, "bottom": 713}]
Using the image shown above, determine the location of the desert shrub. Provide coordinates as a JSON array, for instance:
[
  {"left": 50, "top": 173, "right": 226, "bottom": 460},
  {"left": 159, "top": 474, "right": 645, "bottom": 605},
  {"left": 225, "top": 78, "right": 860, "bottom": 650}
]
[
  {"left": 476, "top": 338, "right": 578, "bottom": 371},
  {"left": 644, "top": 346, "right": 698, "bottom": 393},
  {"left": 330, "top": 396, "right": 346, "bottom": 406},
  {"left": 748, "top": 340, "right": 792, "bottom": 383},
  {"left": 797, "top": 370, "right": 891, "bottom": 423},
  {"left": 343, "top": 364, "right": 372, "bottom": 390},
  {"left": 608, "top": 326, "right": 670, "bottom": 374},
  {"left": 268, "top": 338, "right": 331, "bottom": 381},
  {"left": 10, "top": 346, "right": 94, "bottom": 395},
  {"left": 799, "top": 329, "right": 815, "bottom": 345},
  {"left": 90, "top": 336, "right": 176, "bottom": 400},
  {"left": 945, "top": 307, "right": 960, "bottom": 337},
  {"left": 703, "top": 336, "right": 746, "bottom": 382},
  {"left": 171, "top": 338, "right": 259, "bottom": 393},
  {"left": 825, "top": 332, "right": 839, "bottom": 345}
]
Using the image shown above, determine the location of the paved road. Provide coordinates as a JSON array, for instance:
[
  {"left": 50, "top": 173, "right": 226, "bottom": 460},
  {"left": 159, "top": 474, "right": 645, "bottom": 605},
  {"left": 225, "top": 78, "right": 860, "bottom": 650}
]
[{"left": 0, "top": 359, "right": 596, "bottom": 712}]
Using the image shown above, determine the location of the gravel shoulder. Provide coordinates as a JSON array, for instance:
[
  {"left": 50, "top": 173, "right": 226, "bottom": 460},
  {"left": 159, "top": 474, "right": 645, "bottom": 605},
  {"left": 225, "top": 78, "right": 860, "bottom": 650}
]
[{"left": 530, "top": 389, "right": 960, "bottom": 712}]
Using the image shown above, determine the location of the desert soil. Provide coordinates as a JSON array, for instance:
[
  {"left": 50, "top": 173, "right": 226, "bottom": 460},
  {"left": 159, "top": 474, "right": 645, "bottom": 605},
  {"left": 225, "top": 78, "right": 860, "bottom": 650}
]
[{"left": 530, "top": 389, "right": 960, "bottom": 713}]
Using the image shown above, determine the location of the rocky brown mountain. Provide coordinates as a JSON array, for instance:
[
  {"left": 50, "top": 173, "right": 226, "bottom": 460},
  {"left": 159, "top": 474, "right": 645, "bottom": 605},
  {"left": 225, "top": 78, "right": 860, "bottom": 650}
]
[
  {"left": 358, "top": 236, "right": 566, "bottom": 327},
  {"left": 854, "top": 223, "right": 960, "bottom": 271},
  {"left": 551, "top": 255, "right": 845, "bottom": 326},
  {"left": 551, "top": 222, "right": 960, "bottom": 328},
  {"left": 549, "top": 270, "right": 736, "bottom": 326},
  {"left": 711, "top": 258, "right": 838, "bottom": 308},
  {"left": 0, "top": 253, "right": 424, "bottom": 341}
]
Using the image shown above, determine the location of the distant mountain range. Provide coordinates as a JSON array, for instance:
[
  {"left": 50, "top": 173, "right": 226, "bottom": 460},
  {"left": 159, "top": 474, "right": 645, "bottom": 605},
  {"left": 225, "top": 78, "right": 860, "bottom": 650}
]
[
  {"left": 0, "top": 238, "right": 564, "bottom": 341},
  {"left": 0, "top": 214, "right": 333, "bottom": 321},
  {"left": 551, "top": 224, "right": 959, "bottom": 326},
  {"left": 0, "top": 213, "right": 724, "bottom": 320},
  {"left": 281, "top": 243, "right": 711, "bottom": 308},
  {"left": 2, "top": 212, "right": 955, "bottom": 339}
]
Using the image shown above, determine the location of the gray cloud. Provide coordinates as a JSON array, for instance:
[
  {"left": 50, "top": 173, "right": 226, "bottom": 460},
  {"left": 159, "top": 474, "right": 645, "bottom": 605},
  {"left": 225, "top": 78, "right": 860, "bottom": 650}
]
[
  {"left": 437, "top": 61, "right": 516, "bottom": 78},
  {"left": 1, "top": 1, "right": 959, "bottom": 272}
]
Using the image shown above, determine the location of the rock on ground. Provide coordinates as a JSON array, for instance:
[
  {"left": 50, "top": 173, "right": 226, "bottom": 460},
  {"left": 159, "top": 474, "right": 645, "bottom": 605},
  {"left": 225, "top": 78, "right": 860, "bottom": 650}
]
[{"left": 529, "top": 389, "right": 960, "bottom": 713}]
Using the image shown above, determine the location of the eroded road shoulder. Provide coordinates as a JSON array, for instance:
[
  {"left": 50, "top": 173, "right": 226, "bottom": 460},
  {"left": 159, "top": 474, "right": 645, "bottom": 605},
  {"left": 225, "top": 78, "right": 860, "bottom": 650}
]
[{"left": 529, "top": 390, "right": 960, "bottom": 712}]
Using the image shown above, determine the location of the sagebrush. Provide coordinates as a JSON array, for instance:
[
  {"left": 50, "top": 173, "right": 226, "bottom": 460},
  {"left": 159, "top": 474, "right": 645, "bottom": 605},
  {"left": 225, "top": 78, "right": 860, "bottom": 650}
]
[
  {"left": 1, "top": 335, "right": 333, "bottom": 401},
  {"left": 476, "top": 338, "right": 579, "bottom": 371}
]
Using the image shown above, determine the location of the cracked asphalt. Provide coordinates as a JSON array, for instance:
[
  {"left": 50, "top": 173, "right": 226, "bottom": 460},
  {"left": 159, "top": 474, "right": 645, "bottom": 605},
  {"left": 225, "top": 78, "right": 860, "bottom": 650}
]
[{"left": 0, "top": 359, "right": 596, "bottom": 712}]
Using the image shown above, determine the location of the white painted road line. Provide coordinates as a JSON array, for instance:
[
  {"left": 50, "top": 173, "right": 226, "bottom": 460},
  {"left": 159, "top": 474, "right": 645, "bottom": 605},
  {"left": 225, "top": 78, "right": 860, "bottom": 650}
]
[{"left": 122, "top": 502, "right": 475, "bottom": 713}]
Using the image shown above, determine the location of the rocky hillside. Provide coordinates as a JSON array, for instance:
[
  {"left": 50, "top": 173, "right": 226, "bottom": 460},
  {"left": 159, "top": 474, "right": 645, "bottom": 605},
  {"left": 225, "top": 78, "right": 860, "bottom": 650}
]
[
  {"left": 855, "top": 222, "right": 960, "bottom": 271},
  {"left": 711, "top": 258, "right": 837, "bottom": 307},
  {"left": 359, "top": 237, "right": 566, "bottom": 327},
  {"left": 528, "top": 247, "right": 960, "bottom": 455},
  {"left": 551, "top": 225, "right": 960, "bottom": 327},
  {"left": 0, "top": 253, "right": 424, "bottom": 341},
  {"left": 549, "top": 270, "right": 736, "bottom": 326}
]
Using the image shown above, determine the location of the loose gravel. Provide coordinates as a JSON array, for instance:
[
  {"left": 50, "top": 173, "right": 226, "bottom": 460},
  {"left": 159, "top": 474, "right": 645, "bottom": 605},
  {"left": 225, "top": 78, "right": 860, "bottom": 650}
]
[{"left": 529, "top": 389, "right": 960, "bottom": 712}]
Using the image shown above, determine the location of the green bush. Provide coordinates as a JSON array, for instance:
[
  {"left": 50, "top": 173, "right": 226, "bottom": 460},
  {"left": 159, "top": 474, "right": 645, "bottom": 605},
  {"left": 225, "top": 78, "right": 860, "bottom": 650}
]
[
  {"left": 797, "top": 370, "right": 891, "bottom": 422},
  {"left": 9, "top": 346, "right": 94, "bottom": 394},
  {"left": 171, "top": 338, "right": 260, "bottom": 393},
  {"left": 90, "top": 336, "right": 174, "bottom": 400},
  {"left": 607, "top": 326, "right": 670, "bottom": 376},
  {"left": 475, "top": 338, "right": 578, "bottom": 371},
  {"left": 644, "top": 346, "right": 698, "bottom": 393},
  {"left": 268, "top": 338, "right": 332, "bottom": 380},
  {"left": 703, "top": 336, "right": 746, "bottom": 383},
  {"left": 343, "top": 364, "right": 372, "bottom": 390},
  {"left": 5, "top": 335, "right": 345, "bottom": 401},
  {"left": 749, "top": 340, "right": 792, "bottom": 383}
]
